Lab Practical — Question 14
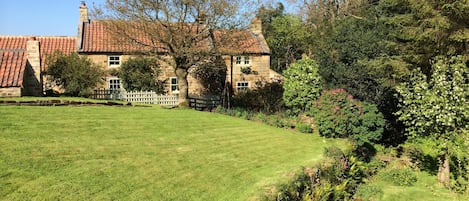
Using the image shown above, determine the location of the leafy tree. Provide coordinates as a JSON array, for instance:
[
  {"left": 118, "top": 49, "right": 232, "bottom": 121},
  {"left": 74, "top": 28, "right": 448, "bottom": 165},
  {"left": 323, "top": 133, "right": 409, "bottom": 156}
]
[
  {"left": 376, "top": 0, "right": 469, "bottom": 76},
  {"left": 257, "top": 3, "right": 312, "bottom": 73},
  {"left": 95, "top": 0, "right": 256, "bottom": 106},
  {"left": 268, "top": 15, "right": 312, "bottom": 73},
  {"left": 119, "top": 56, "right": 164, "bottom": 93},
  {"left": 46, "top": 51, "right": 104, "bottom": 96},
  {"left": 283, "top": 57, "right": 322, "bottom": 113},
  {"left": 396, "top": 56, "right": 469, "bottom": 187}
]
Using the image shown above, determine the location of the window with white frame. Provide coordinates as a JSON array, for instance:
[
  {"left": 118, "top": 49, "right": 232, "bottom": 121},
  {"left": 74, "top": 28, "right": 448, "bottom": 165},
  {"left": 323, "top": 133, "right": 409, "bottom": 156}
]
[
  {"left": 236, "top": 81, "right": 249, "bottom": 91},
  {"left": 244, "top": 56, "right": 250, "bottom": 65},
  {"left": 108, "top": 77, "right": 121, "bottom": 90},
  {"left": 235, "top": 56, "right": 242, "bottom": 65},
  {"left": 235, "top": 56, "right": 250, "bottom": 66},
  {"left": 170, "top": 77, "right": 179, "bottom": 93},
  {"left": 108, "top": 56, "right": 121, "bottom": 67}
]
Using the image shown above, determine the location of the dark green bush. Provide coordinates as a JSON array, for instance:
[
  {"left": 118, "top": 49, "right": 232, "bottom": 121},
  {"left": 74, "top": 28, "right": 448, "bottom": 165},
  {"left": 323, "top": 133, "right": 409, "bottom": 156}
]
[
  {"left": 232, "top": 80, "right": 284, "bottom": 114},
  {"left": 381, "top": 167, "right": 417, "bottom": 186},
  {"left": 46, "top": 51, "right": 105, "bottom": 96},
  {"left": 310, "top": 89, "right": 385, "bottom": 147},
  {"left": 119, "top": 56, "right": 164, "bottom": 92}
]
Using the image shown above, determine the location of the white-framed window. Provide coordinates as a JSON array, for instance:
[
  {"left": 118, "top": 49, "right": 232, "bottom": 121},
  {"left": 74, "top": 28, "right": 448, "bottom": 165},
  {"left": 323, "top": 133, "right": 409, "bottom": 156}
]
[
  {"left": 236, "top": 81, "right": 249, "bottom": 91},
  {"left": 244, "top": 56, "right": 250, "bottom": 65},
  {"left": 235, "top": 56, "right": 250, "bottom": 66},
  {"left": 235, "top": 56, "right": 242, "bottom": 65},
  {"left": 170, "top": 77, "right": 179, "bottom": 93},
  {"left": 108, "top": 55, "right": 121, "bottom": 67},
  {"left": 108, "top": 77, "right": 121, "bottom": 90}
]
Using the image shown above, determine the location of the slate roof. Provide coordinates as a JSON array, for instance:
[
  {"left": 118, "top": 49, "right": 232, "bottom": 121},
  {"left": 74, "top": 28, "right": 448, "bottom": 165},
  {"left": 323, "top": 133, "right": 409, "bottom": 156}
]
[
  {"left": 0, "top": 51, "right": 27, "bottom": 87},
  {"left": 79, "top": 21, "right": 270, "bottom": 55}
]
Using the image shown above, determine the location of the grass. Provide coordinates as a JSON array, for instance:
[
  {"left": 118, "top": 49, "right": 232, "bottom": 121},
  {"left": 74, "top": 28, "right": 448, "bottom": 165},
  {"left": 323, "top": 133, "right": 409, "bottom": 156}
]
[
  {"left": 0, "top": 103, "right": 346, "bottom": 200},
  {"left": 356, "top": 166, "right": 468, "bottom": 201}
]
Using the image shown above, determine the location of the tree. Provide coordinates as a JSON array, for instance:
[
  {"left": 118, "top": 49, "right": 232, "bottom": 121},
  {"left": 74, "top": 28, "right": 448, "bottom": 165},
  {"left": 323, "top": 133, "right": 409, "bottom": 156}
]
[
  {"left": 119, "top": 56, "right": 164, "bottom": 93},
  {"left": 376, "top": 0, "right": 469, "bottom": 76},
  {"left": 46, "top": 51, "right": 104, "bottom": 96},
  {"left": 189, "top": 56, "right": 226, "bottom": 96},
  {"left": 95, "top": 0, "right": 256, "bottom": 106},
  {"left": 283, "top": 57, "right": 322, "bottom": 113},
  {"left": 267, "top": 15, "right": 312, "bottom": 73},
  {"left": 396, "top": 56, "right": 469, "bottom": 187}
]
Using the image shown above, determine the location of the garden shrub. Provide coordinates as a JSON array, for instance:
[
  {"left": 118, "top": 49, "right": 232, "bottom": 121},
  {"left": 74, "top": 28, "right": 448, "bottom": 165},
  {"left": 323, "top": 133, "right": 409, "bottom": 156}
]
[
  {"left": 232, "top": 80, "right": 284, "bottom": 114},
  {"left": 296, "top": 123, "right": 313, "bottom": 134},
  {"left": 119, "top": 56, "right": 164, "bottom": 92},
  {"left": 46, "top": 51, "right": 105, "bottom": 96},
  {"left": 261, "top": 147, "right": 368, "bottom": 201},
  {"left": 283, "top": 57, "right": 322, "bottom": 114},
  {"left": 311, "top": 89, "right": 385, "bottom": 147}
]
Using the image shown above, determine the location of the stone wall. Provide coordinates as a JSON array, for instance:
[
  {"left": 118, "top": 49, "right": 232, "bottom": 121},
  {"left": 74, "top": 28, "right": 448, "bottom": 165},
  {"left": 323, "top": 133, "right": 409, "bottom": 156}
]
[
  {"left": 0, "top": 87, "right": 21, "bottom": 97},
  {"left": 84, "top": 53, "right": 272, "bottom": 96}
]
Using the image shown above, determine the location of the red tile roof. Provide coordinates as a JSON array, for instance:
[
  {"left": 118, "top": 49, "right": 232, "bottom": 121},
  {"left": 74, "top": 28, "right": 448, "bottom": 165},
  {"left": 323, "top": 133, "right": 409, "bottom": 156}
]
[
  {"left": 37, "top": 37, "right": 77, "bottom": 70},
  {"left": 0, "top": 36, "right": 28, "bottom": 51},
  {"left": 0, "top": 36, "right": 77, "bottom": 71},
  {"left": 81, "top": 21, "right": 167, "bottom": 53},
  {"left": 0, "top": 51, "right": 27, "bottom": 87},
  {"left": 80, "top": 21, "right": 270, "bottom": 55}
]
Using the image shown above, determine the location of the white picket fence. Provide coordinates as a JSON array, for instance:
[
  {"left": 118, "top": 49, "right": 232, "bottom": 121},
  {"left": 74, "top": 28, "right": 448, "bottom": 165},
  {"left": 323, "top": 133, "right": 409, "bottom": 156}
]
[{"left": 122, "top": 91, "right": 178, "bottom": 105}]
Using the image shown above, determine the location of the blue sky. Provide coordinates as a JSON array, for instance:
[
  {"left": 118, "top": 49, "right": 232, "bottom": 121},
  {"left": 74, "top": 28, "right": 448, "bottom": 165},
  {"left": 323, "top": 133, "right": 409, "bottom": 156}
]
[
  {"left": 0, "top": 0, "right": 105, "bottom": 36},
  {"left": 0, "top": 0, "right": 299, "bottom": 37}
]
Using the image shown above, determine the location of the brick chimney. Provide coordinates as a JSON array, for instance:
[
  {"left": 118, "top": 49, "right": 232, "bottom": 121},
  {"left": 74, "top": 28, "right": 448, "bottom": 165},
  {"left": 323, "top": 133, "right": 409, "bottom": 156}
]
[
  {"left": 250, "top": 17, "right": 262, "bottom": 35},
  {"left": 26, "top": 37, "right": 43, "bottom": 96},
  {"left": 77, "top": 1, "right": 89, "bottom": 50}
]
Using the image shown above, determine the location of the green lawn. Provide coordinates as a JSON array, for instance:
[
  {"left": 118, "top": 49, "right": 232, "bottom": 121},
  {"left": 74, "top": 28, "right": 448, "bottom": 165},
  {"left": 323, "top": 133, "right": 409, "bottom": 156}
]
[
  {"left": 356, "top": 168, "right": 467, "bottom": 201},
  {"left": 0, "top": 104, "right": 345, "bottom": 200}
]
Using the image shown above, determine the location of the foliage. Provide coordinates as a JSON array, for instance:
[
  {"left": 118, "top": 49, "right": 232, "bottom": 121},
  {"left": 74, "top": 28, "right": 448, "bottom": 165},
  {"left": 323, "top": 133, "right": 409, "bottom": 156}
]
[
  {"left": 283, "top": 57, "right": 322, "bottom": 113},
  {"left": 189, "top": 56, "right": 226, "bottom": 95},
  {"left": 46, "top": 51, "right": 104, "bottom": 96},
  {"left": 267, "top": 15, "right": 313, "bottom": 73},
  {"left": 376, "top": 0, "right": 469, "bottom": 76},
  {"left": 232, "top": 79, "right": 284, "bottom": 114},
  {"left": 296, "top": 123, "right": 312, "bottom": 134},
  {"left": 257, "top": 3, "right": 313, "bottom": 73},
  {"left": 262, "top": 147, "right": 367, "bottom": 201},
  {"left": 311, "top": 89, "right": 385, "bottom": 147},
  {"left": 96, "top": 0, "right": 255, "bottom": 105},
  {"left": 396, "top": 56, "right": 468, "bottom": 186},
  {"left": 119, "top": 56, "right": 164, "bottom": 93}
]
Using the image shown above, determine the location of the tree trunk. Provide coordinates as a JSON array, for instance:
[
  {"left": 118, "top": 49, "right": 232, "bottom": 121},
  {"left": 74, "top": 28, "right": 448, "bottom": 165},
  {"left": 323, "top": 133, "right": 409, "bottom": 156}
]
[
  {"left": 437, "top": 148, "right": 450, "bottom": 187},
  {"left": 175, "top": 67, "right": 189, "bottom": 107}
]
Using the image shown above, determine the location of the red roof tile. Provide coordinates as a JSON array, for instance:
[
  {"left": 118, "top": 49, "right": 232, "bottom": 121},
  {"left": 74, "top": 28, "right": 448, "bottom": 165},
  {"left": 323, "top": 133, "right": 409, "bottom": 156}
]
[
  {"left": 0, "top": 36, "right": 27, "bottom": 51},
  {"left": 80, "top": 21, "right": 270, "bottom": 55},
  {"left": 0, "top": 51, "right": 27, "bottom": 87},
  {"left": 0, "top": 36, "right": 77, "bottom": 71},
  {"left": 37, "top": 37, "right": 77, "bottom": 70}
]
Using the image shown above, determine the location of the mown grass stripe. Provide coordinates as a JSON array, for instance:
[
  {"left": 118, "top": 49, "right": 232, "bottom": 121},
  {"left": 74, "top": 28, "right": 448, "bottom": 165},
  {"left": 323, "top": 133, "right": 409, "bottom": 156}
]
[{"left": 0, "top": 105, "right": 346, "bottom": 200}]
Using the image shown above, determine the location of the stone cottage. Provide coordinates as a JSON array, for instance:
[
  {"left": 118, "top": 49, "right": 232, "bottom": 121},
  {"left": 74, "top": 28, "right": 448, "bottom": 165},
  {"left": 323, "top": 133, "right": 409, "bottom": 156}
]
[
  {"left": 0, "top": 36, "right": 76, "bottom": 97},
  {"left": 0, "top": 3, "right": 278, "bottom": 97}
]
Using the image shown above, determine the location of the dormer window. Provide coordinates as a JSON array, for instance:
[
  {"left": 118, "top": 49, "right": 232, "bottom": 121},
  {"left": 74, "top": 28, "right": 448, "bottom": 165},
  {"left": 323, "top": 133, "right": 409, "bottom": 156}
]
[{"left": 108, "top": 56, "right": 121, "bottom": 67}]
